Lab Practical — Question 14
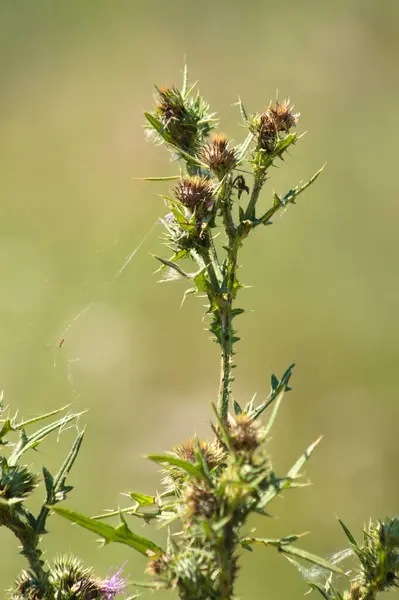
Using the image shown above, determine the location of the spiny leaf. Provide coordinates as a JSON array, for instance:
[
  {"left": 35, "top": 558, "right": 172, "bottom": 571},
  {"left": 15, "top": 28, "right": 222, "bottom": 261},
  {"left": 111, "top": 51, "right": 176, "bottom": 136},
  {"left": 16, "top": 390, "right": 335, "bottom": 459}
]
[
  {"left": 13, "top": 405, "right": 72, "bottom": 431},
  {"left": 147, "top": 454, "right": 207, "bottom": 481},
  {"left": 280, "top": 545, "right": 346, "bottom": 576},
  {"left": 307, "top": 581, "right": 336, "bottom": 600},
  {"left": 129, "top": 581, "right": 167, "bottom": 590},
  {"left": 181, "top": 286, "right": 196, "bottom": 307},
  {"left": 273, "top": 132, "right": 297, "bottom": 158},
  {"left": 132, "top": 175, "right": 180, "bottom": 181},
  {"left": 42, "top": 466, "right": 54, "bottom": 497},
  {"left": 280, "top": 164, "right": 326, "bottom": 205},
  {"left": 236, "top": 96, "right": 249, "bottom": 125},
  {"left": 250, "top": 363, "right": 295, "bottom": 421},
  {"left": 255, "top": 164, "right": 325, "bottom": 228},
  {"left": 183, "top": 80, "right": 199, "bottom": 101},
  {"left": 91, "top": 506, "right": 159, "bottom": 522},
  {"left": 271, "top": 374, "right": 279, "bottom": 391},
  {"left": 36, "top": 431, "right": 85, "bottom": 533},
  {"left": 144, "top": 112, "right": 168, "bottom": 137},
  {"left": 129, "top": 492, "right": 156, "bottom": 507},
  {"left": 9, "top": 412, "right": 84, "bottom": 466},
  {"left": 194, "top": 435, "right": 213, "bottom": 484},
  {"left": 257, "top": 472, "right": 310, "bottom": 510},
  {"left": 287, "top": 436, "right": 323, "bottom": 479},
  {"left": 236, "top": 132, "right": 254, "bottom": 164},
  {"left": 50, "top": 506, "right": 162, "bottom": 555},
  {"left": 0, "top": 418, "right": 12, "bottom": 443},
  {"left": 240, "top": 533, "right": 307, "bottom": 547},
  {"left": 193, "top": 268, "right": 210, "bottom": 293},
  {"left": 231, "top": 308, "right": 245, "bottom": 319},
  {"left": 181, "top": 63, "right": 189, "bottom": 99},
  {"left": 337, "top": 517, "right": 359, "bottom": 548},
  {"left": 263, "top": 390, "right": 285, "bottom": 440},
  {"left": 155, "top": 256, "right": 189, "bottom": 279},
  {"left": 0, "top": 495, "right": 25, "bottom": 507},
  {"left": 233, "top": 400, "right": 243, "bottom": 415}
]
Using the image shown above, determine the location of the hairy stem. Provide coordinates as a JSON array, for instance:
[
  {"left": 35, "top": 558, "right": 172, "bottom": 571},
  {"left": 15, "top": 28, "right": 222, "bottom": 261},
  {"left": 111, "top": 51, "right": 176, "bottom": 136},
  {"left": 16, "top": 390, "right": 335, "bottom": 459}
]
[
  {"left": 217, "top": 178, "right": 239, "bottom": 422},
  {"left": 1, "top": 508, "right": 49, "bottom": 589},
  {"left": 217, "top": 300, "right": 233, "bottom": 422},
  {"left": 245, "top": 174, "right": 265, "bottom": 220},
  {"left": 218, "top": 523, "right": 235, "bottom": 600}
]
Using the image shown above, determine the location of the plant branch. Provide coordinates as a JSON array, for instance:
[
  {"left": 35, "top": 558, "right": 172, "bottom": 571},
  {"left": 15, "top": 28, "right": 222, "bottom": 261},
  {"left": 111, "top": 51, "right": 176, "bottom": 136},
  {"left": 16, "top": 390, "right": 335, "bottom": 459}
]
[
  {"left": 0, "top": 506, "right": 49, "bottom": 590},
  {"left": 216, "top": 177, "right": 240, "bottom": 422}
]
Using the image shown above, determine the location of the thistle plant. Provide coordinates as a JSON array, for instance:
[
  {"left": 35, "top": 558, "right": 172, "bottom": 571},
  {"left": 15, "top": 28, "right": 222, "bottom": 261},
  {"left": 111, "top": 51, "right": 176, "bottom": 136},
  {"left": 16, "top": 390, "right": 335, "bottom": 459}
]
[{"left": 3, "top": 68, "right": 399, "bottom": 600}]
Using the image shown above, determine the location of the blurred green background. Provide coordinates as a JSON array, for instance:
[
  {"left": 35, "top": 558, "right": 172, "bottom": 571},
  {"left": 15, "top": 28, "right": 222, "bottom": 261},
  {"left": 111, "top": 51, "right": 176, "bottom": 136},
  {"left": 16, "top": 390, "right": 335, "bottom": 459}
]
[{"left": 1, "top": 0, "right": 398, "bottom": 597}]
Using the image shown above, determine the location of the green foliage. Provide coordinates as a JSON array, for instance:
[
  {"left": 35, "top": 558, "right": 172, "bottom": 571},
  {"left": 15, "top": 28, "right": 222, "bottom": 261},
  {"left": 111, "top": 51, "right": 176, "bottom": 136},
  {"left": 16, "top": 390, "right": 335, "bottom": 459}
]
[
  {"left": 50, "top": 507, "right": 162, "bottom": 555},
  {"left": 48, "top": 67, "right": 335, "bottom": 600},
  {"left": 3, "top": 67, "right": 396, "bottom": 600},
  {"left": 0, "top": 398, "right": 86, "bottom": 598}
]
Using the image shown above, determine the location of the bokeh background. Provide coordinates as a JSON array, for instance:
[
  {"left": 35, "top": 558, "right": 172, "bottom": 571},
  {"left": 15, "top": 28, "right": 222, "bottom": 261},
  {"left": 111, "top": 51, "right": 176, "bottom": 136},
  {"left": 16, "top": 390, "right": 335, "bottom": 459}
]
[{"left": 1, "top": 0, "right": 398, "bottom": 597}]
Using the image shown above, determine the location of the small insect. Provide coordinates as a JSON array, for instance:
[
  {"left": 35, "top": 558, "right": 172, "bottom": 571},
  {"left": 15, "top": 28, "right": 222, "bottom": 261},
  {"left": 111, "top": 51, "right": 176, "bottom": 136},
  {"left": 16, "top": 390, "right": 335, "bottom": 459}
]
[{"left": 58, "top": 338, "right": 65, "bottom": 348}]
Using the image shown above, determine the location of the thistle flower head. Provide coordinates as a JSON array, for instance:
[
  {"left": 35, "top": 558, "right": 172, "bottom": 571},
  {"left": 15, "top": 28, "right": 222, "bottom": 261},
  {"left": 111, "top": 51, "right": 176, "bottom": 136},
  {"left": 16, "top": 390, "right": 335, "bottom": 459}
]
[
  {"left": 100, "top": 563, "right": 128, "bottom": 599},
  {"left": 46, "top": 556, "right": 128, "bottom": 599},
  {"left": 252, "top": 99, "right": 299, "bottom": 152},
  {"left": 0, "top": 458, "right": 38, "bottom": 499},
  {"left": 162, "top": 438, "right": 226, "bottom": 492},
  {"left": 156, "top": 86, "right": 186, "bottom": 125},
  {"left": 174, "top": 176, "right": 214, "bottom": 213},
  {"left": 266, "top": 100, "right": 299, "bottom": 133},
  {"left": 146, "top": 553, "right": 170, "bottom": 577},
  {"left": 11, "top": 571, "right": 41, "bottom": 600},
  {"left": 226, "top": 414, "right": 263, "bottom": 453},
  {"left": 199, "top": 134, "right": 237, "bottom": 176},
  {"left": 174, "top": 438, "right": 226, "bottom": 468},
  {"left": 150, "top": 83, "right": 215, "bottom": 155},
  {"left": 184, "top": 480, "right": 218, "bottom": 519}
]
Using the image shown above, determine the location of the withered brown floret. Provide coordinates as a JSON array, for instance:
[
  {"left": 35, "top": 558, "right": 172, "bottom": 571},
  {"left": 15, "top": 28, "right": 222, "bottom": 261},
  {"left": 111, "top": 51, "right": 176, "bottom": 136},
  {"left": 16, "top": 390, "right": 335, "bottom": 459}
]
[
  {"left": 199, "top": 134, "right": 237, "bottom": 175},
  {"left": 256, "top": 100, "right": 299, "bottom": 151},
  {"left": 184, "top": 480, "right": 218, "bottom": 519},
  {"left": 162, "top": 438, "right": 226, "bottom": 492},
  {"left": 174, "top": 176, "right": 214, "bottom": 212},
  {"left": 226, "top": 414, "right": 263, "bottom": 453}
]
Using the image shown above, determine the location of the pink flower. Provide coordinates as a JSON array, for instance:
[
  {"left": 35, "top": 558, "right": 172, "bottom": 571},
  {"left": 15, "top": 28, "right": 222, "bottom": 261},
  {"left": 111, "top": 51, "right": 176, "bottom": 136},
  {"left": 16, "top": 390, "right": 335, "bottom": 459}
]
[{"left": 100, "top": 563, "right": 128, "bottom": 599}]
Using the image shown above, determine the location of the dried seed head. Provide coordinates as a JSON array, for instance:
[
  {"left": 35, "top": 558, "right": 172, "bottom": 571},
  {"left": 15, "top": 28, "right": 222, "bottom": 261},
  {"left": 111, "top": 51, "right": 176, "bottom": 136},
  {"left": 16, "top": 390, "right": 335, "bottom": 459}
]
[
  {"left": 156, "top": 86, "right": 186, "bottom": 124},
  {"left": 146, "top": 553, "right": 170, "bottom": 577},
  {"left": 13, "top": 570, "right": 41, "bottom": 599},
  {"left": 174, "top": 176, "right": 214, "bottom": 212},
  {"left": 174, "top": 438, "right": 226, "bottom": 468},
  {"left": 255, "top": 100, "right": 299, "bottom": 152},
  {"left": 267, "top": 100, "right": 299, "bottom": 133},
  {"left": 184, "top": 480, "right": 218, "bottom": 519},
  {"left": 162, "top": 438, "right": 226, "bottom": 492},
  {"left": 227, "top": 414, "right": 263, "bottom": 453},
  {"left": 152, "top": 86, "right": 214, "bottom": 153},
  {"left": 199, "top": 134, "right": 237, "bottom": 175}
]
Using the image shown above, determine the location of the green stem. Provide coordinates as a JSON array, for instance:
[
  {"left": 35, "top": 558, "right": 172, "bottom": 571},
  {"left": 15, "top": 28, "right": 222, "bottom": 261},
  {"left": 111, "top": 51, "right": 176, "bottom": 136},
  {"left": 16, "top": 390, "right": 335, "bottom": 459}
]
[
  {"left": 216, "top": 172, "right": 270, "bottom": 422},
  {"left": 209, "top": 234, "right": 223, "bottom": 282},
  {"left": 218, "top": 523, "right": 235, "bottom": 600},
  {"left": 245, "top": 174, "right": 264, "bottom": 220},
  {"left": 216, "top": 177, "right": 239, "bottom": 422},
  {"left": 217, "top": 300, "right": 233, "bottom": 422},
  {"left": 1, "top": 508, "right": 49, "bottom": 591}
]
